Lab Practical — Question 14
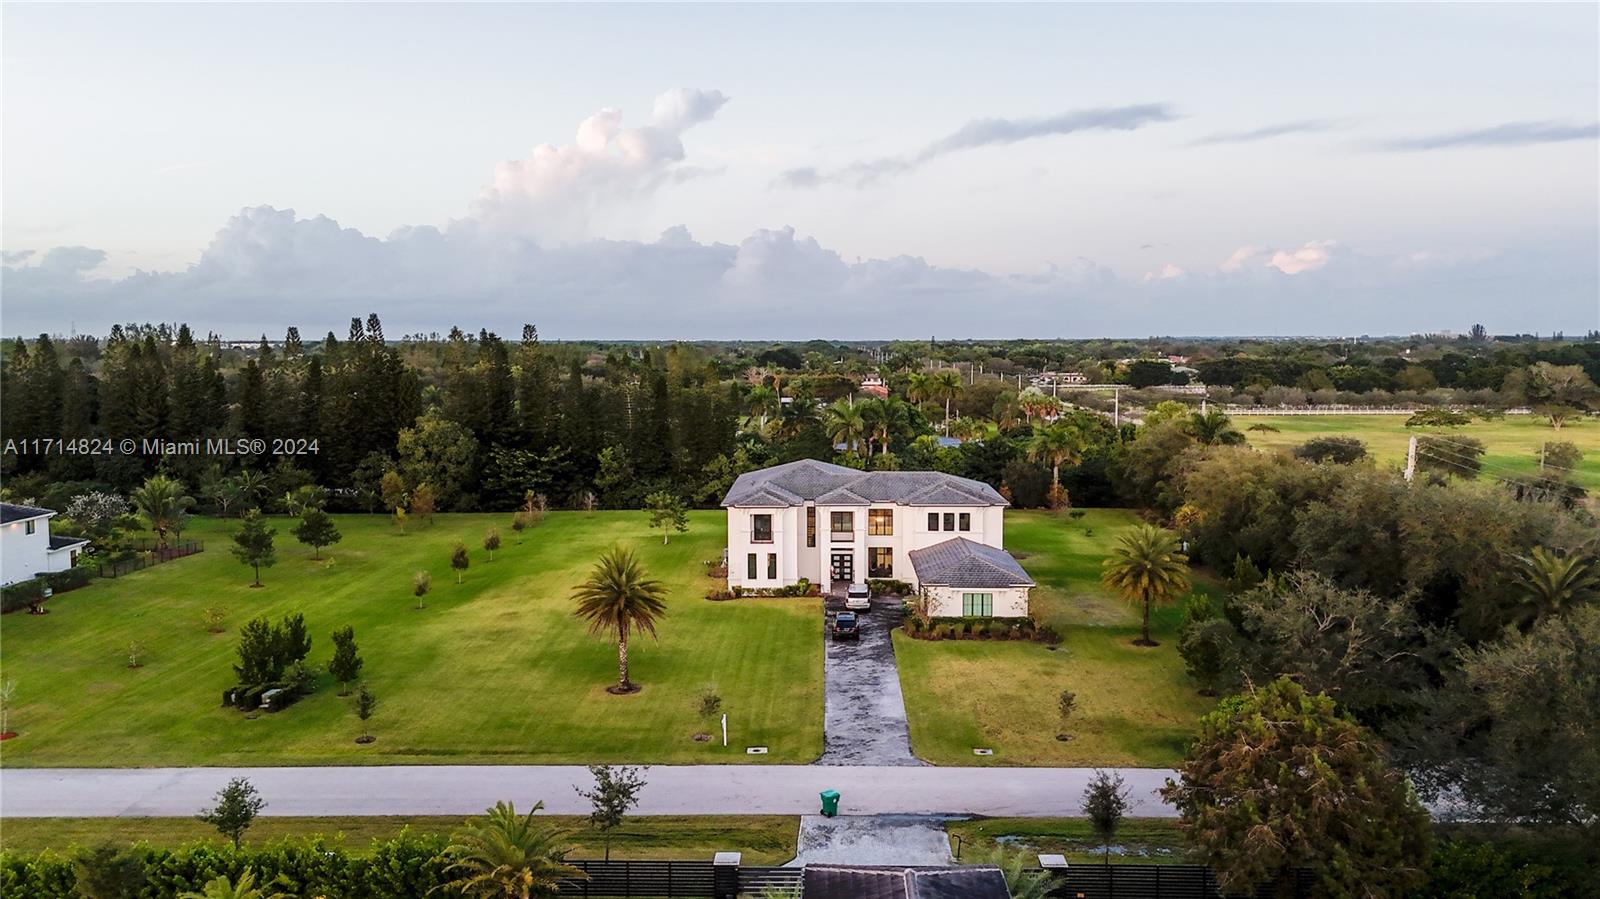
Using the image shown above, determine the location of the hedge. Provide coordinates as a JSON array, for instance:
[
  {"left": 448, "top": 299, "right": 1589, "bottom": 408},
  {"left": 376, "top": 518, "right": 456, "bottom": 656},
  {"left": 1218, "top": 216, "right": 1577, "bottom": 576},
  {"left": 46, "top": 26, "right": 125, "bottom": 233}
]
[
  {"left": 1, "top": 834, "right": 459, "bottom": 899},
  {"left": 1, "top": 567, "right": 95, "bottom": 614}
]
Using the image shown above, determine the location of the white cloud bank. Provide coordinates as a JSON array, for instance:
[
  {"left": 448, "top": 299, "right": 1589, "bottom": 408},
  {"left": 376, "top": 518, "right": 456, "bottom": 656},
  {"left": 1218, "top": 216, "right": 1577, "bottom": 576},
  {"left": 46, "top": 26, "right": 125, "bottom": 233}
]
[{"left": 2, "top": 91, "right": 1595, "bottom": 339}]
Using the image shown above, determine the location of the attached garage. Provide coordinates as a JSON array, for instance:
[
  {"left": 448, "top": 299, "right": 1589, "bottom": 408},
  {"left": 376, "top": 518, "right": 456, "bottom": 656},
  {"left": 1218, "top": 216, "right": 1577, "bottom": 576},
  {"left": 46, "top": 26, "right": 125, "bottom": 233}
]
[{"left": 908, "top": 537, "right": 1034, "bottom": 619}]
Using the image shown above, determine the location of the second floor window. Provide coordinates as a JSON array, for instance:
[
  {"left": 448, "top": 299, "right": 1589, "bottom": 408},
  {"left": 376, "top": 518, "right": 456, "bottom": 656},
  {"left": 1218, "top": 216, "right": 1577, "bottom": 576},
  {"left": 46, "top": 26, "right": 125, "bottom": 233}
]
[
  {"left": 806, "top": 507, "right": 816, "bottom": 548},
  {"left": 831, "top": 511, "right": 853, "bottom": 540},
  {"left": 752, "top": 514, "right": 773, "bottom": 543},
  {"left": 943, "top": 512, "right": 956, "bottom": 532},
  {"left": 24, "top": 520, "right": 36, "bottom": 535},
  {"left": 928, "top": 512, "right": 940, "bottom": 531},
  {"left": 959, "top": 513, "right": 971, "bottom": 531},
  {"left": 868, "top": 509, "right": 893, "bottom": 535}
]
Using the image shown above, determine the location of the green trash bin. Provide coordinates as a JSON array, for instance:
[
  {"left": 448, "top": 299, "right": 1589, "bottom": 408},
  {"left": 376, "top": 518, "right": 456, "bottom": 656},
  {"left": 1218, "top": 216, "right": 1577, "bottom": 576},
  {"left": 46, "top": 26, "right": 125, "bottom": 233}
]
[{"left": 820, "top": 789, "right": 840, "bottom": 817}]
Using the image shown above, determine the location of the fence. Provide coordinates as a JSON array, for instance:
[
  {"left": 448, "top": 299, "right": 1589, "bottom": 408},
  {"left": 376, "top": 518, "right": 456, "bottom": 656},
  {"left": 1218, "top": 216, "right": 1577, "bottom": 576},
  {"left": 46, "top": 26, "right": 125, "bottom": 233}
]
[
  {"left": 537, "top": 859, "right": 1309, "bottom": 898},
  {"left": 95, "top": 540, "right": 204, "bottom": 578}
]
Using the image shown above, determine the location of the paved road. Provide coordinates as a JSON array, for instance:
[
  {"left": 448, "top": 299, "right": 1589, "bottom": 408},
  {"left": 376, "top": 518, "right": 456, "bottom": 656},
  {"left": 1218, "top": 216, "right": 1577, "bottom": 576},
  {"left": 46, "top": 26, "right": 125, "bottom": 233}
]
[
  {"left": 817, "top": 596, "right": 922, "bottom": 766},
  {"left": 790, "top": 815, "right": 952, "bottom": 867},
  {"left": 0, "top": 765, "right": 1179, "bottom": 818}
]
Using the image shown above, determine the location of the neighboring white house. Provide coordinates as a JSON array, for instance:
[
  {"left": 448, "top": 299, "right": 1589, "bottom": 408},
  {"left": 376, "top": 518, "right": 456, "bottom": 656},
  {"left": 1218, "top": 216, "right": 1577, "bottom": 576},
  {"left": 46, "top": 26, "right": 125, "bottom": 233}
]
[
  {"left": 1, "top": 502, "right": 89, "bottom": 587},
  {"left": 720, "top": 459, "right": 1034, "bottom": 617}
]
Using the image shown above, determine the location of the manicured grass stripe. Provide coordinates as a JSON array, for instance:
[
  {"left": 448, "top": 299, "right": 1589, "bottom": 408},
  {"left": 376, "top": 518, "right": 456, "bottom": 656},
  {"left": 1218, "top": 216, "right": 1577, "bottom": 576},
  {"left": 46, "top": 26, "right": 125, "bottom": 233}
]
[
  {"left": 946, "top": 817, "right": 1183, "bottom": 865},
  {"left": 0, "top": 512, "right": 823, "bottom": 767}
]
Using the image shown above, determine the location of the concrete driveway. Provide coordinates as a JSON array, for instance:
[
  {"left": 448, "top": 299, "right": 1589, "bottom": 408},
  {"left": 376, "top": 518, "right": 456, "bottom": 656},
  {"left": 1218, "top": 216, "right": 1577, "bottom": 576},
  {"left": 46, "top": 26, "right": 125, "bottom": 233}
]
[
  {"left": 789, "top": 814, "right": 953, "bottom": 866},
  {"left": 817, "top": 595, "right": 923, "bottom": 766}
]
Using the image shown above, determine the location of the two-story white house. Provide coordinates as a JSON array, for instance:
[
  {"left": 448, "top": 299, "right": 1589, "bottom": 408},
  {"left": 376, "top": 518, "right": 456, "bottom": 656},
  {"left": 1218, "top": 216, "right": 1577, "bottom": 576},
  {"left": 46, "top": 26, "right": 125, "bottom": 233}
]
[
  {"left": 1, "top": 502, "right": 89, "bottom": 587},
  {"left": 721, "top": 459, "right": 1034, "bottom": 617}
]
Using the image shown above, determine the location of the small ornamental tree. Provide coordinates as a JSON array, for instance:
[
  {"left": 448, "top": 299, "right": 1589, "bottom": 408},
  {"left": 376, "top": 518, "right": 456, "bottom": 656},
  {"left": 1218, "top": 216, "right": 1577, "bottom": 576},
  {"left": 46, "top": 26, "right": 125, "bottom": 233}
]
[
  {"left": 392, "top": 506, "right": 408, "bottom": 534},
  {"left": 203, "top": 607, "right": 227, "bottom": 634},
  {"left": 644, "top": 491, "right": 689, "bottom": 544},
  {"left": 1160, "top": 677, "right": 1432, "bottom": 896},
  {"left": 1082, "top": 769, "right": 1130, "bottom": 864},
  {"left": 0, "top": 680, "right": 17, "bottom": 738},
  {"left": 511, "top": 512, "right": 530, "bottom": 543},
  {"left": 291, "top": 508, "right": 341, "bottom": 559},
  {"left": 575, "top": 764, "right": 648, "bottom": 861},
  {"left": 230, "top": 511, "right": 276, "bottom": 587},
  {"left": 354, "top": 684, "right": 377, "bottom": 743},
  {"left": 328, "top": 626, "right": 363, "bottom": 695},
  {"left": 412, "top": 569, "right": 431, "bottom": 609},
  {"left": 450, "top": 542, "right": 470, "bottom": 584},
  {"left": 411, "top": 483, "right": 437, "bottom": 525},
  {"left": 380, "top": 470, "right": 407, "bottom": 517},
  {"left": 484, "top": 527, "right": 501, "bottom": 561},
  {"left": 198, "top": 777, "right": 265, "bottom": 850},
  {"left": 1056, "top": 689, "right": 1077, "bottom": 741}
]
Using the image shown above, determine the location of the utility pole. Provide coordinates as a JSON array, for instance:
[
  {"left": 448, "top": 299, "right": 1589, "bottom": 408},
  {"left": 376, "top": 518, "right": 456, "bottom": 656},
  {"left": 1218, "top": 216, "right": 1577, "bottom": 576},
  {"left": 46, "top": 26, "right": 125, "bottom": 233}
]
[
  {"left": 1404, "top": 435, "right": 1418, "bottom": 483},
  {"left": 1114, "top": 388, "right": 1121, "bottom": 428}
]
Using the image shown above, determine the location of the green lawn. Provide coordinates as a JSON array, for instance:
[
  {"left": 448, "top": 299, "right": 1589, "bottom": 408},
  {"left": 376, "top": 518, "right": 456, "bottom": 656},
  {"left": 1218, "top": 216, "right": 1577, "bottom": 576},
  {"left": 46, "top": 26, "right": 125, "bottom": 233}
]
[
  {"left": 947, "top": 817, "right": 1183, "bottom": 865},
  {"left": 1235, "top": 414, "right": 1600, "bottom": 489},
  {"left": 0, "top": 815, "right": 800, "bottom": 865},
  {"left": 0, "top": 511, "right": 823, "bottom": 766},
  {"left": 896, "top": 509, "right": 1215, "bottom": 767}
]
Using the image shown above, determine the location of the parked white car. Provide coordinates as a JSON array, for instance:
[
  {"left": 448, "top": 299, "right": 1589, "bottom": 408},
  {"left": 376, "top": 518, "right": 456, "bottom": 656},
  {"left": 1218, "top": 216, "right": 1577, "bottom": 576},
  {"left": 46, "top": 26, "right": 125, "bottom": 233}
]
[{"left": 845, "top": 583, "right": 871, "bottom": 611}]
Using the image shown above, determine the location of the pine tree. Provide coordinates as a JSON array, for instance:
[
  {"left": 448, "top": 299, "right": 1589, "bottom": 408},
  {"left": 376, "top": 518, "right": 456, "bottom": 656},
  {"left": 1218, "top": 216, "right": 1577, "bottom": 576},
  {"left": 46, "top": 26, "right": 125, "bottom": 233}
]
[
  {"left": 231, "top": 511, "right": 277, "bottom": 587},
  {"left": 366, "top": 314, "right": 385, "bottom": 344},
  {"left": 327, "top": 626, "right": 363, "bottom": 694},
  {"left": 284, "top": 326, "right": 303, "bottom": 357},
  {"left": 234, "top": 360, "right": 267, "bottom": 439}
]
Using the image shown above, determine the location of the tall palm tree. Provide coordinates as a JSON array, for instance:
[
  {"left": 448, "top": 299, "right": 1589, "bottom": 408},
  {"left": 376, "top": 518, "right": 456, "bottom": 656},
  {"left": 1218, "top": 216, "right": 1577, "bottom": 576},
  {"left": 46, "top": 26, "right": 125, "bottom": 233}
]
[
  {"left": 178, "top": 869, "right": 287, "bottom": 899},
  {"left": 823, "top": 400, "right": 867, "bottom": 454},
  {"left": 1187, "top": 408, "right": 1244, "bottom": 446},
  {"left": 931, "top": 369, "right": 964, "bottom": 429},
  {"left": 1018, "top": 390, "right": 1061, "bottom": 423},
  {"left": 993, "top": 394, "right": 1024, "bottom": 431},
  {"left": 572, "top": 548, "right": 669, "bottom": 694},
  {"left": 774, "top": 394, "right": 818, "bottom": 441},
  {"left": 1509, "top": 546, "right": 1599, "bottom": 628},
  {"left": 1027, "top": 421, "right": 1083, "bottom": 497},
  {"left": 439, "top": 801, "right": 587, "bottom": 899},
  {"left": 745, "top": 386, "right": 780, "bottom": 434},
  {"left": 905, "top": 371, "right": 933, "bottom": 408},
  {"left": 231, "top": 469, "right": 271, "bottom": 511},
  {"left": 860, "top": 397, "right": 909, "bottom": 458},
  {"left": 129, "top": 475, "right": 196, "bottom": 549},
  {"left": 1101, "top": 525, "right": 1192, "bottom": 647}
]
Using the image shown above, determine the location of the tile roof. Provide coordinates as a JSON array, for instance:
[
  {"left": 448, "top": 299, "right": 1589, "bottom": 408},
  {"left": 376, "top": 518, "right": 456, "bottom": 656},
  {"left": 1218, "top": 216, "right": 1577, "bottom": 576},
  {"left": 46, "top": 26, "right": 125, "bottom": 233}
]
[
  {"left": 802, "top": 865, "right": 1010, "bottom": 899},
  {"left": 909, "top": 537, "right": 1035, "bottom": 588},
  {"left": 0, "top": 502, "right": 54, "bottom": 524},
  {"left": 721, "top": 459, "right": 1005, "bottom": 508},
  {"left": 48, "top": 535, "right": 89, "bottom": 550}
]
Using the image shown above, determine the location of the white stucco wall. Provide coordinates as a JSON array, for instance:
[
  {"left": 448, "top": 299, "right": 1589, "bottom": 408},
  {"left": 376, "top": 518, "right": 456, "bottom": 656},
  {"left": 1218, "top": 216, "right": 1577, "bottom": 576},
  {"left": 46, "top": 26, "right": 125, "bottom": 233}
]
[
  {"left": 925, "top": 585, "right": 1032, "bottom": 618},
  {"left": 1, "top": 514, "right": 54, "bottom": 587}
]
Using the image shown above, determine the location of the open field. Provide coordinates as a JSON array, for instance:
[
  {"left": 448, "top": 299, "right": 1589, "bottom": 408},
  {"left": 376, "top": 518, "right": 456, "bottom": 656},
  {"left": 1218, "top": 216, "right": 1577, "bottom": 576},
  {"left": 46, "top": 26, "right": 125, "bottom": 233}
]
[
  {"left": 1235, "top": 413, "right": 1600, "bottom": 489},
  {"left": 0, "top": 815, "right": 800, "bottom": 864},
  {"left": 947, "top": 817, "right": 1183, "bottom": 865},
  {"left": 895, "top": 509, "right": 1215, "bottom": 767},
  {"left": 0, "top": 512, "right": 823, "bottom": 766}
]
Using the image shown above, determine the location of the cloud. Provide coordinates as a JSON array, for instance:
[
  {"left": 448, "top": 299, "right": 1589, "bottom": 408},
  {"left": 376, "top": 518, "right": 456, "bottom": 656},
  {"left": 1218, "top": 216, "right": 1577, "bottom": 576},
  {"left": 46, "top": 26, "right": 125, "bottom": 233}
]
[
  {"left": 779, "top": 103, "right": 1179, "bottom": 188},
  {"left": 471, "top": 88, "right": 728, "bottom": 240},
  {"left": 6, "top": 210, "right": 1592, "bottom": 339},
  {"left": 1376, "top": 120, "right": 1600, "bottom": 151},
  {"left": 1189, "top": 119, "right": 1340, "bottom": 146}
]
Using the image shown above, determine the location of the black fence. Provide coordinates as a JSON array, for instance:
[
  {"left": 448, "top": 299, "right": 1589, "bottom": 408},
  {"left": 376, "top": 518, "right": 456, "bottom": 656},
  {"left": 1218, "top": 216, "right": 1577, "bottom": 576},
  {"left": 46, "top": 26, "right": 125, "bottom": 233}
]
[
  {"left": 1043, "top": 864, "right": 1314, "bottom": 899},
  {"left": 540, "top": 860, "right": 1310, "bottom": 899},
  {"left": 95, "top": 540, "right": 204, "bottom": 577}
]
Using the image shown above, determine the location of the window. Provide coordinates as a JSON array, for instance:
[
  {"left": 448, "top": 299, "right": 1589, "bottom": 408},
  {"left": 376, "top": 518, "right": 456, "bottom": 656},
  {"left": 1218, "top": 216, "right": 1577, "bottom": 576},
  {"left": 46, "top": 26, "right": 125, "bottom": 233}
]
[
  {"left": 928, "top": 512, "right": 940, "bottom": 531},
  {"left": 962, "top": 593, "right": 994, "bottom": 616},
  {"left": 943, "top": 513, "right": 956, "bottom": 532},
  {"left": 806, "top": 506, "right": 816, "bottom": 548},
  {"left": 747, "top": 553, "right": 757, "bottom": 580},
  {"left": 869, "top": 547, "right": 894, "bottom": 578},
  {"left": 868, "top": 509, "right": 893, "bottom": 535},
  {"left": 958, "top": 513, "right": 971, "bottom": 532},
  {"left": 751, "top": 514, "right": 773, "bottom": 543},
  {"left": 24, "top": 520, "right": 36, "bottom": 535},
  {"left": 831, "top": 511, "right": 853, "bottom": 541},
  {"left": 767, "top": 553, "right": 778, "bottom": 579}
]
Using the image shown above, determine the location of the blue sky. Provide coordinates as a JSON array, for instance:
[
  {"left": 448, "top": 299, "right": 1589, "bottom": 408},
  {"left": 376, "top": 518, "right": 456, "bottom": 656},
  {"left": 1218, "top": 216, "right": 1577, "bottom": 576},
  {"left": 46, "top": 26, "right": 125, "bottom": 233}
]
[{"left": 3, "top": 3, "right": 1596, "bottom": 338}]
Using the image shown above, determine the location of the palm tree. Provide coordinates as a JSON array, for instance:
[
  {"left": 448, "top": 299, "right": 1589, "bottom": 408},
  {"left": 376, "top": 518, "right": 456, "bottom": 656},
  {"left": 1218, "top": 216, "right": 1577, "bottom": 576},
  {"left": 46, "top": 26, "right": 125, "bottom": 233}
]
[
  {"left": 129, "top": 475, "right": 196, "bottom": 549},
  {"left": 1187, "top": 408, "right": 1244, "bottom": 446},
  {"left": 905, "top": 371, "right": 933, "bottom": 408},
  {"left": 1018, "top": 390, "right": 1061, "bottom": 423},
  {"left": 823, "top": 400, "right": 867, "bottom": 454},
  {"left": 745, "top": 386, "right": 780, "bottom": 434},
  {"left": 993, "top": 394, "right": 1024, "bottom": 431},
  {"left": 948, "top": 416, "right": 985, "bottom": 442},
  {"left": 231, "top": 470, "right": 271, "bottom": 511},
  {"left": 984, "top": 847, "right": 1056, "bottom": 899},
  {"left": 774, "top": 394, "right": 818, "bottom": 441},
  {"left": 439, "top": 801, "right": 587, "bottom": 899},
  {"left": 1027, "top": 421, "right": 1083, "bottom": 498},
  {"left": 1509, "top": 546, "right": 1599, "bottom": 628},
  {"left": 860, "top": 398, "right": 909, "bottom": 458},
  {"left": 178, "top": 869, "right": 286, "bottom": 899},
  {"left": 930, "top": 369, "right": 964, "bottom": 430},
  {"left": 1101, "top": 525, "right": 1192, "bottom": 647},
  {"left": 572, "top": 548, "right": 669, "bottom": 694}
]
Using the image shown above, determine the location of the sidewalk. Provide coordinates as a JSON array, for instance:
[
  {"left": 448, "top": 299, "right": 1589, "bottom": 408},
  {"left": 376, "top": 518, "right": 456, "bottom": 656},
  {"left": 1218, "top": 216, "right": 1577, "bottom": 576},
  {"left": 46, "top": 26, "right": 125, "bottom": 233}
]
[{"left": 0, "top": 765, "right": 1180, "bottom": 818}]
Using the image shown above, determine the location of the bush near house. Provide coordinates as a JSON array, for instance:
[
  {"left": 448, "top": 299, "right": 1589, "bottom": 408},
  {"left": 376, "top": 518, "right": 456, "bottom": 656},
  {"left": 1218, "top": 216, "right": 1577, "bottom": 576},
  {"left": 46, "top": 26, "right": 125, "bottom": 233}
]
[
  {"left": 866, "top": 578, "right": 914, "bottom": 596},
  {"left": 0, "top": 569, "right": 94, "bottom": 614}
]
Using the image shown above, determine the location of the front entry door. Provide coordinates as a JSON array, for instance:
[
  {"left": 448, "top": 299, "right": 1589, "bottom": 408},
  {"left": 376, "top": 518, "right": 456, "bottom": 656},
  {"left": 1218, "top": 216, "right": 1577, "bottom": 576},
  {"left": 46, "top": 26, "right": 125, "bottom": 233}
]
[{"left": 830, "top": 552, "right": 854, "bottom": 583}]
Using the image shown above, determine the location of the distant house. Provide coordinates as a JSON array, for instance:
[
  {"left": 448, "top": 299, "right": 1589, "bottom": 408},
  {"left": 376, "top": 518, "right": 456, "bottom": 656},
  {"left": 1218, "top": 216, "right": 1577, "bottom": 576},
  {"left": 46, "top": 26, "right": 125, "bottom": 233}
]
[
  {"left": 1, "top": 502, "right": 89, "bottom": 587},
  {"left": 720, "top": 459, "right": 1032, "bottom": 617},
  {"left": 859, "top": 375, "right": 889, "bottom": 398},
  {"left": 1030, "top": 370, "right": 1088, "bottom": 388}
]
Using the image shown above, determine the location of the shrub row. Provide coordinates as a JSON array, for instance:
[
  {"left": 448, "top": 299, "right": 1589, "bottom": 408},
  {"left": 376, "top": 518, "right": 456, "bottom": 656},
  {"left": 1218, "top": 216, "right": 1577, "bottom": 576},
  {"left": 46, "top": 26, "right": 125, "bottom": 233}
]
[
  {"left": 903, "top": 616, "right": 1061, "bottom": 644},
  {"left": 0, "top": 834, "right": 457, "bottom": 899},
  {"left": 706, "top": 578, "right": 820, "bottom": 600},
  {"left": 0, "top": 567, "right": 94, "bottom": 613},
  {"left": 866, "top": 578, "right": 914, "bottom": 597}
]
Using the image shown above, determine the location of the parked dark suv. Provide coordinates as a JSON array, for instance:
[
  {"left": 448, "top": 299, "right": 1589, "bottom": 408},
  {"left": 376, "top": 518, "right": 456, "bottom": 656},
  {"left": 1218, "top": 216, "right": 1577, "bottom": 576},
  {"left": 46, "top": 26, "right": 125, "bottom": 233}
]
[{"left": 831, "top": 611, "right": 860, "bottom": 641}]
